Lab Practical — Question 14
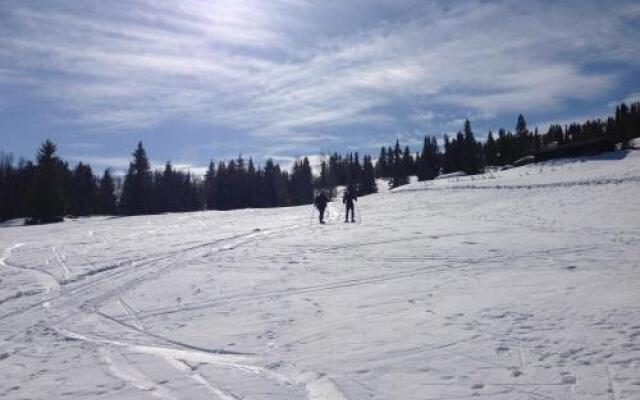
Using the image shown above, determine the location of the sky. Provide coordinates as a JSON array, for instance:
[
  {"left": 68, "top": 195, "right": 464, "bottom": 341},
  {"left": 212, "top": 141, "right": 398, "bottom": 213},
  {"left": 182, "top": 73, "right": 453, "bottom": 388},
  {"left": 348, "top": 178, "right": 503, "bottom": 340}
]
[{"left": 1, "top": 0, "right": 639, "bottom": 174}]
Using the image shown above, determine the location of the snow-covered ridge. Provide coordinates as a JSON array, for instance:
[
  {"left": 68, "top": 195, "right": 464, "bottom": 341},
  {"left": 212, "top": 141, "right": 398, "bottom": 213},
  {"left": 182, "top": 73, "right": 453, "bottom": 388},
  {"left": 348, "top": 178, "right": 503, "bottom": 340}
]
[{"left": 395, "top": 149, "right": 640, "bottom": 192}]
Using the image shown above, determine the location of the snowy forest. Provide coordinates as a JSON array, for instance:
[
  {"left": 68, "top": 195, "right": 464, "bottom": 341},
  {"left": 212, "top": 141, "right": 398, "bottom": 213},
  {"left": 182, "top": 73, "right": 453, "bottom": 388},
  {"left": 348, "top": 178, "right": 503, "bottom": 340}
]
[{"left": 1, "top": 102, "right": 639, "bottom": 224}]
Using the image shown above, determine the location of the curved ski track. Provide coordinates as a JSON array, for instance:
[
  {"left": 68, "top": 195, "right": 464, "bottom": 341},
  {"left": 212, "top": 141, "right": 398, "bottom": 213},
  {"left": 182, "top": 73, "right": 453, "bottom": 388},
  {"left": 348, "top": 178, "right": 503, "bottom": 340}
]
[{"left": 1, "top": 222, "right": 351, "bottom": 400}]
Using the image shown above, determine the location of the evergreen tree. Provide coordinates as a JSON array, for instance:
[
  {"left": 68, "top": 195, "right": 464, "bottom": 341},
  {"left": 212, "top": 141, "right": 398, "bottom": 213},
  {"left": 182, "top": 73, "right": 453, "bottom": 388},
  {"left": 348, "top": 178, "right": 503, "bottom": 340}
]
[
  {"left": 417, "top": 135, "right": 440, "bottom": 180},
  {"left": 4, "top": 103, "right": 637, "bottom": 220},
  {"left": 453, "top": 131, "right": 465, "bottom": 171},
  {"left": 162, "top": 161, "right": 177, "bottom": 212},
  {"left": 203, "top": 160, "right": 216, "bottom": 210},
  {"left": 351, "top": 152, "right": 362, "bottom": 187},
  {"left": 496, "top": 128, "right": 511, "bottom": 165},
  {"left": 119, "top": 142, "right": 152, "bottom": 215},
  {"left": 97, "top": 169, "right": 117, "bottom": 215},
  {"left": 375, "top": 147, "right": 388, "bottom": 178},
  {"left": 360, "top": 155, "right": 377, "bottom": 194},
  {"left": 290, "top": 157, "right": 314, "bottom": 205},
  {"left": 16, "top": 159, "right": 36, "bottom": 218},
  {"left": 69, "top": 162, "right": 97, "bottom": 216},
  {"left": 318, "top": 159, "right": 329, "bottom": 189},
  {"left": 274, "top": 165, "right": 290, "bottom": 206},
  {"left": 0, "top": 153, "right": 28, "bottom": 221},
  {"left": 0, "top": 153, "right": 17, "bottom": 221},
  {"left": 327, "top": 153, "right": 339, "bottom": 184},
  {"left": 246, "top": 158, "right": 260, "bottom": 207},
  {"left": 30, "top": 140, "right": 68, "bottom": 223},
  {"left": 214, "top": 162, "right": 228, "bottom": 209},
  {"left": 442, "top": 134, "right": 452, "bottom": 173},
  {"left": 401, "top": 146, "right": 413, "bottom": 177},
  {"left": 263, "top": 159, "right": 289, "bottom": 207},
  {"left": 462, "top": 119, "right": 481, "bottom": 174},
  {"left": 484, "top": 131, "right": 497, "bottom": 166},
  {"left": 515, "top": 114, "right": 528, "bottom": 136},
  {"left": 389, "top": 140, "right": 409, "bottom": 188},
  {"left": 234, "top": 155, "right": 250, "bottom": 208}
]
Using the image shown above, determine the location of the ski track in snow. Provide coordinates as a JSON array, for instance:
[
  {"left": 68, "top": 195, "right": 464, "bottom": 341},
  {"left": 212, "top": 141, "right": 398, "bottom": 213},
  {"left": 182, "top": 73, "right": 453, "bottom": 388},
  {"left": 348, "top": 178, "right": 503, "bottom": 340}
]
[
  {"left": 100, "top": 348, "right": 180, "bottom": 400},
  {"left": 59, "top": 327, "right": 346, "bottom": 400},
  {"left": 0, "top": 243, "right": 60, "bottom": 299},
  {"left": 1, "top": 151, "right": 640, "bottom": 399},
  {"left": 51, "top": 245, "right": 71, "bottom": 281},
  {"left": 0, "top": 223, "right": 339, "bottom": 399}
]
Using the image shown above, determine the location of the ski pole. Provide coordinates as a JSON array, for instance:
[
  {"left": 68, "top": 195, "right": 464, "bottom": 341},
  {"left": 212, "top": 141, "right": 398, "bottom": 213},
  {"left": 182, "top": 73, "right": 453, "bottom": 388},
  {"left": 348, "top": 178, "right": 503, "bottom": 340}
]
[{"left": 309, "top": 205, "right": 315, "bottom": 224}]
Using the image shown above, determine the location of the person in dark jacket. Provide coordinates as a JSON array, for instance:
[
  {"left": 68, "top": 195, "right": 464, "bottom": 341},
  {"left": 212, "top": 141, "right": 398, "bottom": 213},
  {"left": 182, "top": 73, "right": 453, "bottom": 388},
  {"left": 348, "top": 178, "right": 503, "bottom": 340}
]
[
  {"left": 343, "top": 188, "right": 357, "bottom": 223},
  {"left": 314, "top": 191, "right": 329, "bottom": 224}
]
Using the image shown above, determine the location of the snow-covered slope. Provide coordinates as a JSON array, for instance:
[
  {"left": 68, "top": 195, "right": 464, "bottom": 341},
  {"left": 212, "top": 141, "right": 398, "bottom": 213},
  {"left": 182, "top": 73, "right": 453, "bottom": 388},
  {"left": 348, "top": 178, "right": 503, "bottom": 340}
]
[
  {"left": 1, "top": 150, "right": 639, "bottom": 400},
  {"left": 398, "top": 150, "right": 640, "bottom": 191}
]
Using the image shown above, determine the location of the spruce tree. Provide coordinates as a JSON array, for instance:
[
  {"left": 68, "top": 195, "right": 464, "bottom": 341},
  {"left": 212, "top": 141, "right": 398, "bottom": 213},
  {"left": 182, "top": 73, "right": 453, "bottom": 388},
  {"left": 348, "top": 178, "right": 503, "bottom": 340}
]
[
  {"left": 290, "top": 157, "right": 313, "bottom": 205},
  {"left": 0, "top": 153, "right": 16, "bottom": 221},
  {"left": 442, "top": 134, "right": 452, "bottom": 173},
  {"left": 247, "top": 158, "right": 260, "bottom": 208},
  {"left": 16, "top": 160, "right": 36, "bottom": 218},
  {"left": 485, "top": 131, "right": 497, "bottom": 166},
  {"left": 389, "top": 140, "right": 409, "bottom": 188},
  {"left": 418, "top": 135, "right": 440, "bottom": 180},
  {"left": 214, "top": 162, "right": 228, "bottom": 209},
  {"left": 204, "top": 160, "right": 216, "bottom": 210},
  {"left": 462, "top": 119, "right": 480, "bottom": 174},
  {"left": 300, "top": 157, "right": 314, "bottom": 204},
  {"left": 375, "top": 147, "right": 387, "bottom": 178},
  {"left": 352, "top": 152, "right": 362, "bottom": 187},
  {"left": 515, "top": 114, "right": 528, "bottom": 136},
  {"left": 31, "top": 140, "right": 67, "bottom": 223},
  {"left": 360, "top": 155, "right": 377, "bottom": 194},
  {"left": 119, "top": 142, "right": 152, "bottom": 215},
  {"left": 263, "top": 160, "right": 289, "bottom": 207},
  {"left": 69, "top": 162, "right": 97, "bottom": 216},
  {"left": 162, "top": 161, "right": 178, "bottom": 212},
  {"left": 98, "top": 169, "right": 117, "bottom": 215},
  {"left": 318, "top": 160, "right": 328, "bottom": 189},
  {"left": 401, "top": 146, "right": 413, "bottom": 177}
]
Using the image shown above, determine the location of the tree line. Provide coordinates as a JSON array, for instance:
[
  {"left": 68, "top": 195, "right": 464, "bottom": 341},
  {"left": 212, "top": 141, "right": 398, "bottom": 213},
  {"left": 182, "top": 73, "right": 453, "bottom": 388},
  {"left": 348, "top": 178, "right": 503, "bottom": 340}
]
[
  {"left": 1, "top": 102, "right": 638, "bottom": 223},
  {"left": 0, "top": 141, "right": 118, "bottom": 223},
  {"left": 375, "top": 102, "right": 640, "bottom": 187},
  {"left": 315, "top": 152, "right": 377, "bottom": 196},
  {"left": 0, "top": 141, "right": 378, "bottom": 223}
]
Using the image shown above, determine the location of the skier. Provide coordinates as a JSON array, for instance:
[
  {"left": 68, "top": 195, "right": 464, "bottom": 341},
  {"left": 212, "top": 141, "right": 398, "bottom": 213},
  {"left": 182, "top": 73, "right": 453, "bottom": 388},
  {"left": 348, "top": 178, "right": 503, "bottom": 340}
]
[
  {"left": 343, "top": 187, "right": 357, "bottom": 223},
  {"left": 314, "top": 190, "right": 329, "bottom": 224}
]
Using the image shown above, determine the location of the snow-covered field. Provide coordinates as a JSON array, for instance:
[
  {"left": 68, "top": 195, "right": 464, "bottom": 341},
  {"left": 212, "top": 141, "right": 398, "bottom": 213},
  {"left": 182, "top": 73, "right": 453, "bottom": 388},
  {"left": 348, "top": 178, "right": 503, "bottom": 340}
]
[{"left": 1, "top": 150, "right": 640, "bottom": 400}]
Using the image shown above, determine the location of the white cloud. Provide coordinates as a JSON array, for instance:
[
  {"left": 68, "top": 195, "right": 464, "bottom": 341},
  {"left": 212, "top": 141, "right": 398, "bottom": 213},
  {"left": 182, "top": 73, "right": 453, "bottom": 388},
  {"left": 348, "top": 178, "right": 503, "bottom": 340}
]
[
  {"left": 0, "top": 0, "right": 638, "bottom": 150},
  {"left": 65, "top": 155, "right": 132, "bottom": 171},
  {"left": 65, "top": 155, "right": 212, "bottom": 177},
  {"left": 618, "top": 92, "right": 640, "bottom": 107}
]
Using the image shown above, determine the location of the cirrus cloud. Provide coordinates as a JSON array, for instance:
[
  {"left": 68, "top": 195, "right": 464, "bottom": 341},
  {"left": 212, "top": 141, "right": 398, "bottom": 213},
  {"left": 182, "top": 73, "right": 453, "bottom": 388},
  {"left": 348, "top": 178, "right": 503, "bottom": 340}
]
[{"left": 0, "top": 0, "right": 638, "bottom": 167}]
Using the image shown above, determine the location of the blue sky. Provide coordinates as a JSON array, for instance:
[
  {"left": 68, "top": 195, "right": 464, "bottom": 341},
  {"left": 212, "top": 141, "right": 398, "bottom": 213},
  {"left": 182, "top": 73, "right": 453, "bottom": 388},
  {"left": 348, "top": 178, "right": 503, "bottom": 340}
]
[{"left": 1, "top": 0, "right": 639, "bottom": 174}]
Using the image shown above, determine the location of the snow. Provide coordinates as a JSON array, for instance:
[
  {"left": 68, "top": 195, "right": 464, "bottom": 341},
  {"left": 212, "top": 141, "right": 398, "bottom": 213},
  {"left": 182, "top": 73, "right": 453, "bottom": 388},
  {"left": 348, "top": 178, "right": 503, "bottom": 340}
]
[
  {"left": 436, "top": 171, "right": 467, "bottom": 179},
  {"left": 1, "top": 150, "right": 640, "bottom": 400},
  {"left": 398, "top": 150, "right": 640, "bottom": 191}
]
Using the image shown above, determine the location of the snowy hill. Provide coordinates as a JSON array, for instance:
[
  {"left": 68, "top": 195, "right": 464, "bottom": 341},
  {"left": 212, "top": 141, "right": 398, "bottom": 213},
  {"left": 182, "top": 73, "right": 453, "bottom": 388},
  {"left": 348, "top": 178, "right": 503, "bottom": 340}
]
[
  {"left": 397, "top": 150, "right": 640, "bottom": 191},
  {"left": 1, "top": 150, "right": 640, "bottom": 400}
]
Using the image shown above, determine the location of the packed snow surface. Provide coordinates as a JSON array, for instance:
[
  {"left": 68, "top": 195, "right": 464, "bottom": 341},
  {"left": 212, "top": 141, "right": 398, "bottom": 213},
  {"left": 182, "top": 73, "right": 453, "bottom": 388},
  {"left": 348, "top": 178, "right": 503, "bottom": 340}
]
[{"left": 1, "top": 150, "right": 640, "bottom": 400}]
